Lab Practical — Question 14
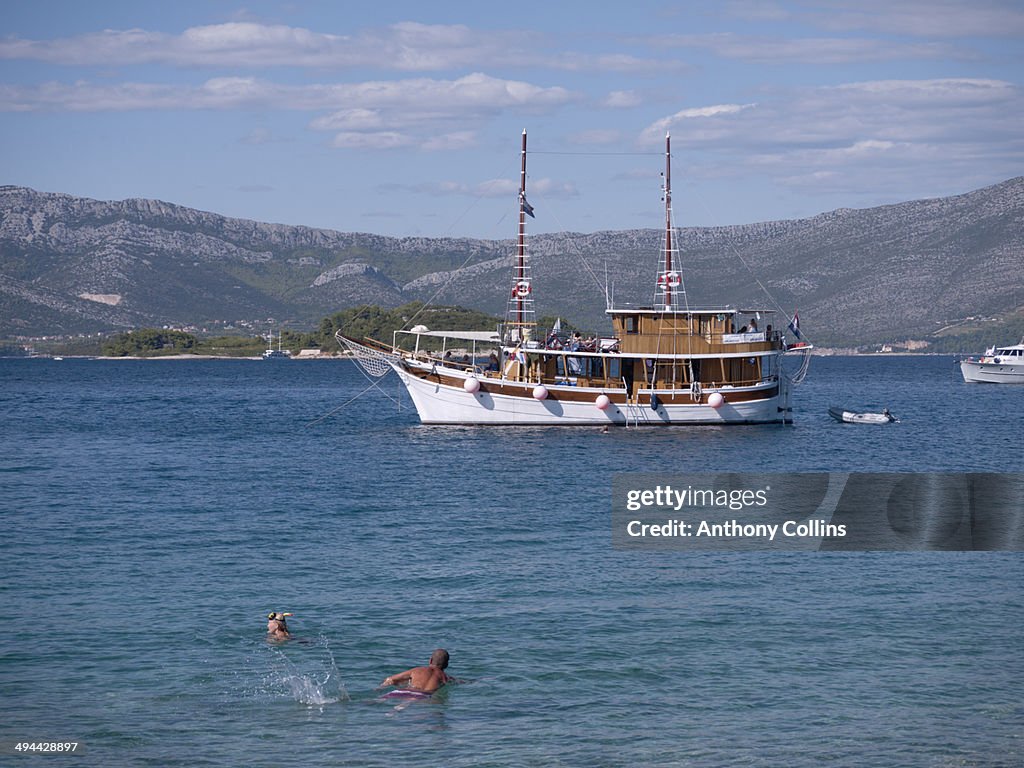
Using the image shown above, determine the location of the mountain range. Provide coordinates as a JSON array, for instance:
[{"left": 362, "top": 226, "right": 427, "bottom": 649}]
[{"left": 1, "top": 177, "right": 1022, "bottom": 346}]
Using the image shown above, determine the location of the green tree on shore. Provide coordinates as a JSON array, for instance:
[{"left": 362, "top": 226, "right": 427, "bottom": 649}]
[{"left": 103, "top": 329, "right": 198, "bottom": 356}]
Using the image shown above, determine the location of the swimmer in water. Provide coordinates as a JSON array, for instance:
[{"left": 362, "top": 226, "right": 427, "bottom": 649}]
[
  {"left": 380, "top": 649, "right": 454, "bottom": 694},
  {"left": 266, "top": 612, "right": 291, "bottom": 639}
]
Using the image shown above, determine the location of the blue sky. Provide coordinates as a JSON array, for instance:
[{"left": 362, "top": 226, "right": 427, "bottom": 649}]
[{"left": 2, "top": 1, "right": 1022, "bottom": 238}]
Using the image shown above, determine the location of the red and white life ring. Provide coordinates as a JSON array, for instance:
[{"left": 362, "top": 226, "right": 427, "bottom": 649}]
[
  {"left": 657, "top": 271, "right": 682, "bottom": 289},
  {"left": 512, "top": 280, "right": 532, "bottom": 298}
]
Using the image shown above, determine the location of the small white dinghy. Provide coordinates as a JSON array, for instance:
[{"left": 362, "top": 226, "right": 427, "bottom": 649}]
[{"left": 828, "top": 406, "right": 898, "bottom": 424}]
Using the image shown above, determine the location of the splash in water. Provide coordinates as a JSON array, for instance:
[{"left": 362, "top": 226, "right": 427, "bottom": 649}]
[{"left": 265, "top": 634, "right": 349, "bottom": 708}]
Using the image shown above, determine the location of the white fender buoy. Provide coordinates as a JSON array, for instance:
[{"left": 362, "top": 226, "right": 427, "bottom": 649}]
[
  {"left": 532, "top": 385, "right": 549, "bottom": 401},
  {"left": 464, "top": 377, "right": 481, "bottom": 393},
  {"left": 708, "top": 392, "right": 724, "bottom": 409},
  {"left": 595, "top": 394, "right": 611, "bottom": 411}
]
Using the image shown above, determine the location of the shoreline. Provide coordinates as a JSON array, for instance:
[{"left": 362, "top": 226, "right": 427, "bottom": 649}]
[
  {"left": 28, "top": 353, "right": 353, "bottom": 361},
  {"left": 8, "top": 350, "right": 967, "bottom": 360}
]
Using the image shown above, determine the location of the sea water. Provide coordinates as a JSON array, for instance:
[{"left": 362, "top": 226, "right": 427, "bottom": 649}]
[{"left": 1, "top": 355, "right": 1021, "bottom": 767}]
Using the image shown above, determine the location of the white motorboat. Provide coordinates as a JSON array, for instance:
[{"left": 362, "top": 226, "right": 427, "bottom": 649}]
[{"left": 960, "top": 340, "right": 1024, "bottom": 383}]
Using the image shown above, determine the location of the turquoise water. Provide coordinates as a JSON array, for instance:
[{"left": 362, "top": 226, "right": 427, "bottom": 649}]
[{"left": 1, "top": 356, "right": 1022, "bottom": 766}]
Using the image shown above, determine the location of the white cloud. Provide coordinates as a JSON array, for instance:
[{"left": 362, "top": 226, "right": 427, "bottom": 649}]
[
  {"left": 715, "top": 2, "right": 1024, "bottom": 41},
  {"left": 0, "top": 20, "right": 675, "bottom": 75},
  {"left": 602, "top": 90, "right": 642, "bottom": 109},
  {"left": 308, "top": 74, "right": 576, "bottom": 143},
  {"left": 330, "top": 132, "right": 415, "bottom": 149},
  {"left": 641, "top": 103, "right": 756, "bottom": 144},
  {"left": 421, "top": 131, "right": 478, "bottom": 151},
  {"left": 833, "top": 77, "right": 1016, "bottom": 105},
  {"left": 646, "top": 31, "right": 967, "bottom": 64},
  {"left": 0, "top": 22, "right": 519, "bottom": 70},
  {"left": 550, "top": 51, "right": 686, "bottom": 75},
  {"left": 805, "top": 0, "right": 1024, "bottom": 38},
  {"left": 528, "top": 178, "right": 580, "bottom": 199},
  {"left": 309, "top": 108, "right": 384, "bottom": 132},
  {"left": 0, "top": 72, "right": 576, "bottom": 150},
  {"left": 640, "top": 78, "right": 1024, "bottom": 197}
]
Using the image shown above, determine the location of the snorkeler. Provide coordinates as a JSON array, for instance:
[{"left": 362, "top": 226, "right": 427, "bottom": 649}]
[
  {"left": 380, "top": 649, "right": 454, "bottom": 694},
  {"left": 266, "top": 612, "right": 292, "bottom": 639}
]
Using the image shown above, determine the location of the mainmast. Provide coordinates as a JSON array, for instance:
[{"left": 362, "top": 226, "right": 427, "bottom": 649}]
[
  {"left": 507, "top": 129, "right": 535, "bottom": 341},
  {"left": 658, "top": 132, "right": 681, "bottom": 311}
]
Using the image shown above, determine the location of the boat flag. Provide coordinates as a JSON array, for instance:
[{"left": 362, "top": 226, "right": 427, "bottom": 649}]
[
  {"left": 788, "top": 311, "right": 802, "bottom": 340},
  {"left": 521, "top": 193, "right": 535, "bottom": 218}
]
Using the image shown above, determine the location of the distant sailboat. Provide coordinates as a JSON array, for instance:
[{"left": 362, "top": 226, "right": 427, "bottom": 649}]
[{"left": 262, "top": 330, "right": 292, "bottom": 360}]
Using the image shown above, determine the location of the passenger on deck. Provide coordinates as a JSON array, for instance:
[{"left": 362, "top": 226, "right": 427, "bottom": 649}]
[
  {"left": 380, "top": 649, "right": 454, "bottom": 694},
  {"left": 570, "top": 332, "right": 582, "bottom": 352},
  {"left": 748, "top": 318, "right": 758, "bottom": 332},
  {"left": 486, "top": 352, "right": 499, "bottom": 371},
  {"left": 546, "top": 330, "right": 562, "bottom": 349}
]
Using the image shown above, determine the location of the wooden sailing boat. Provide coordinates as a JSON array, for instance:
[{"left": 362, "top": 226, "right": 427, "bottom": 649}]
[
  {"left": 339, "top": 131, "right": 812, "bottom": 425},
  {"left": 262, "top": 329, "right": 292, "bottom": 359}
]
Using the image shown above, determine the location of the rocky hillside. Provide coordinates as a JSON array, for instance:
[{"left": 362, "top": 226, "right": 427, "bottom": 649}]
[{"left": 1, "top": 177, "right": 1022, "bottom": 345}]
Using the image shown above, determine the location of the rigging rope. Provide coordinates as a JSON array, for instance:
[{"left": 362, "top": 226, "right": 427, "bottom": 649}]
[
  {"left": 305, "top": 376, "right": 395, "bottom": 428},
  {"left": 784, "top": 347, "right": 812, "bottom": 384},
  {"left": 527, "top": 149, "right": 661, "bottom": 156},
  {"left": 687, "top": 188, "right": 811, "bottom": 345},
  {"left": 531, "top": 190, "right": 612, "bottom": 302}
]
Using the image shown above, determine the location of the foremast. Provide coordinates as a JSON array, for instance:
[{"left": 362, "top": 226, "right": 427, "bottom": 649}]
[
  {"left": 657, "top": 133, "right": 683, "bottom": 311},
  {"left": 505, "top": 129, "right": 535, "bottom": 344}
]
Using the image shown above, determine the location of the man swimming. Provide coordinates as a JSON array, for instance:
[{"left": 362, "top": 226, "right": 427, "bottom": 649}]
[
  {"left": 266, "top": 612, "right": 291, "bottom": 639},
  {"left": 380, "top": 649, "right": 453, "bottom": 694}
]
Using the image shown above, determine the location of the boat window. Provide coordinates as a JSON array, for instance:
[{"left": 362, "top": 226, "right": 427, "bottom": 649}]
[
  {"left": 555, "top": 356, "right": 597, "bottom": 377},
  {"left": 624, "top": 316, "right": 639, "bottom": 334},
  {"left": 607, "top": 358, "right": 621, "bottom": 380}
]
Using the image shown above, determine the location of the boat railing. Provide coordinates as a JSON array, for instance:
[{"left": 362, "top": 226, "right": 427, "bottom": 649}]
[
  {"left": 502, "top": 328, "right": 787, "bottom": 355},
  {"left": 636, "top": 375, "right": 776, "bottom": 390},
  {"left": 627, "top": 330, "right": 787, "bottom": 353}
]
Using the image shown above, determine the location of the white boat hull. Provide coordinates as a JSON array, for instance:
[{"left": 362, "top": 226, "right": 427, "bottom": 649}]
[
  {"left": 960, "top": 359, "right": 1024, "bottom": 384},
  {"left": 395, "top": 363, "right": 791, "bottom": 425}
]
